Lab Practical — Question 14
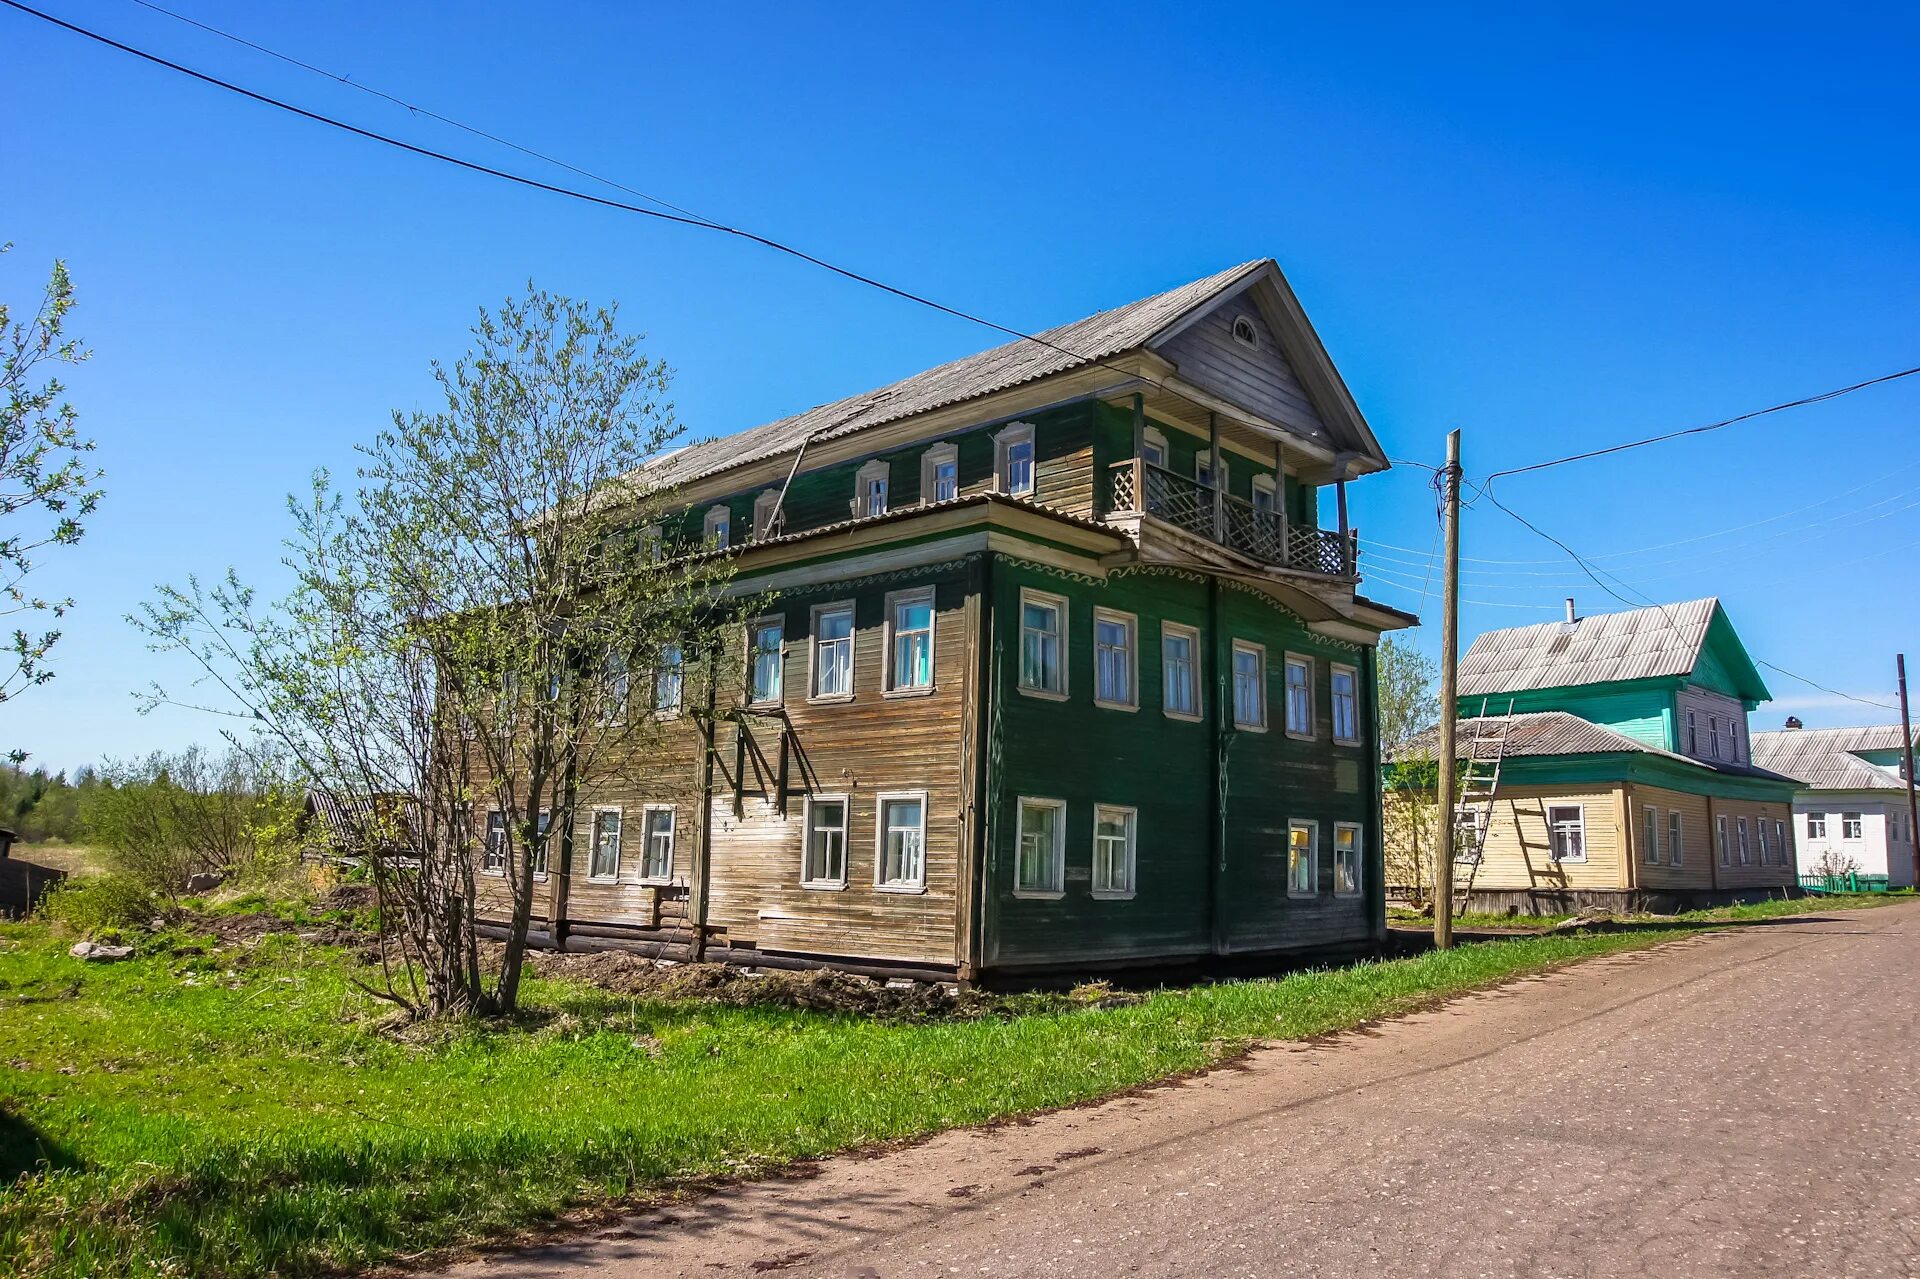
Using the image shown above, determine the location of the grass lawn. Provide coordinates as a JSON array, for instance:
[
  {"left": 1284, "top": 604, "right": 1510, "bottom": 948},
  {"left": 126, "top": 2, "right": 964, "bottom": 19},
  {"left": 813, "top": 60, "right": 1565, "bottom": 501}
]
[
  {"left": 1388, "top": 891, "right": 1911, "bottom": 934},
  {"left": 0, "top": 894, "right": 1898, "bottom": 1278}
]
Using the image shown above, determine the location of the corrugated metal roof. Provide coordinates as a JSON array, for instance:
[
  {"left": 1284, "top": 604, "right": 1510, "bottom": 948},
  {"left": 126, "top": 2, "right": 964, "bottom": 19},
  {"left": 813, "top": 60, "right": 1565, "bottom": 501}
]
[
  {"left": 638, "top": 261, "right": 1271, "bottom": 491},
  {"left": 1394, "top": 710, "right": 1799, "bottom": 784},
  {"left": 1750, "top": 725, "right": 1915, "bottom": 791},
  {"left": 1457, "top": 598, "right": 1719, "bottom": 697}
]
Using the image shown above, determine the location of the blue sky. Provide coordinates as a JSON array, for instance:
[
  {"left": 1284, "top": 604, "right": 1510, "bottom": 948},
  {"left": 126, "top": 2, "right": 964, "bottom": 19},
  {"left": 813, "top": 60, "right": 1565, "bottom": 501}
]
[{"left": 5, "top": 1, "right": 1917, "bottom": 773}]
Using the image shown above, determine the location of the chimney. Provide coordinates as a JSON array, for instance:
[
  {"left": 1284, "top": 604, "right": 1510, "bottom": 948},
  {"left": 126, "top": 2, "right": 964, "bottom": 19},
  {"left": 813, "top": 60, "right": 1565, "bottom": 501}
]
[
  {"left": 1564, "top": 597, "right": 1577, "bottom": 624},
  {"left": 1784, "top": 716, "right": 1803, "bottom": 730}
]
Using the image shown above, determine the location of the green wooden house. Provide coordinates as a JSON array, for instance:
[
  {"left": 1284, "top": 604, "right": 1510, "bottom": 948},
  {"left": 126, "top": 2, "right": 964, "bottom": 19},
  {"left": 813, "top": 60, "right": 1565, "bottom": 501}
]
[
  {"left": 474, "top": 260, "right": 1416, "bottom": 981},
  {"left": 1391, "top": 598, "right": 1802, "bottom": 914}
]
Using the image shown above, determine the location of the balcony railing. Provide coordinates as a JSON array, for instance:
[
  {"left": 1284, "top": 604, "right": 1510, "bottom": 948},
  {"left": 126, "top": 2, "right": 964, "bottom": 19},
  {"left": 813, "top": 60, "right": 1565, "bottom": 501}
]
[{"left": 1106, "top": 457, "right": 1357, "bottom": 578}]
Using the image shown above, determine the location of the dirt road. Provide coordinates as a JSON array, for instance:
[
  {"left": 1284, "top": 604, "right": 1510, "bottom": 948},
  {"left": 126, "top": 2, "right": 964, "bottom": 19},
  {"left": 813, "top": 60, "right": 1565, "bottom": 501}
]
[{"left": 443, "top": 902, "right": 1920, "bottom": 1277}]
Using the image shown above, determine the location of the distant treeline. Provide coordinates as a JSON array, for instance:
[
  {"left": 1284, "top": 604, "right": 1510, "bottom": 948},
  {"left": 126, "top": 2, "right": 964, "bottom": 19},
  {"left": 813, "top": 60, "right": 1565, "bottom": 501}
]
[{"left": 0, "top": 763, "right": 97, "bottom": 843}]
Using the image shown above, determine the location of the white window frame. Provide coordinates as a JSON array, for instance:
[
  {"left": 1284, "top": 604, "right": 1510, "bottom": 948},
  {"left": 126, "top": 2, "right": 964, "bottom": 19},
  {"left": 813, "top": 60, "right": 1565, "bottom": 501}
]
[
  {"left": 1231, "top": 639, "right": 1267, "bottom": 731},
  {"left": 597, "top": 648, "right": 630, "bottom": 728},
  {"left": 1332, "top": 821, "right": 1363, "bottom": 898},
  {"left": 1717, "top": 814, "right": 1731, "bottom": 865},
  {"left": 994, "top": 422, "right": 1037, "bottom": 497},
  {"left": 1092, "top": 608, "right": 1138, "bottom": 711},
  {"left": 920, "top": 441, "right": 960, "bottom": 504},
  {"left": 1736, "top": 816, "right": 1750, "bottom": 865},
  {"left": 1091, "top": 803, "right": 1137, "bottom": 899},
  {"left": 1669, "top": 810, "right": 1683, "bottom": 867},
  {"left": 1287, "top": 819, "right": 1319, "bottom": 897},
  {"left": 752, "top": 489, "right": 785, "bottom": 540},
  {"left": 1013, "top": 796, "right": 1067, "bottom": 899},
  {"left": 1251, "top": 473, "right": 1278, "bottom": 513},
  {"left": 1808, "top": 811, "right": 1828, "bottom": 840},
  {"left": 873, "top": 790, "right": 929, "bottom": 893},
  {"left": 1842, "top": 811, "right": 1864, "bottom": 841},
  {"left": 640, "top": 524, "right": 664, "bottom": 561},
  {"left": 1686, "top": 709, "right": 1698, "bottom": 754},
  {"left": 746, "top": 614, "right": 785, "bottom": 708},
  {"left": 639, "top": 804, "right": 676, "bottom": 884},
  {"left": 588, "top": 806, "right": 623, "bottom": 883},
  {"left": 1643, "top": 805, "right": 1660, "bottom": 866},
  {"left": 653, "top": 642, "right": 684, "bottom": 719},
  {"left": 1195, "top": 452, "right": 1229, "bottom": 494},
  {"left": 1017, "top": 587, "right": 1068, "bottom": 700},
  {"left": 808, "top": 601, "right": 856, "bottom": 703},
  {"left": 1330, "top": 662, "right": 1360, "bottom": 745},
  {"left": 1141, "top": 425, "right": 1169, "bottom": 471},
  {"left": 531, "top": 809, "right": 552, "bottom": 879},
  {"left": 1284, "top": 652, "right": 1315, "bottom": 739},
  {"left": 1546, "top": 804, "right": 1586, "bottom": 864},
  {"left": 482, "top": 808, "right": 507, "bottom": 876},
  {"left": 883, "top": 586, "right": 937, "bottom": 696},
  {"left": 703, "top": 504, "right": 731, "bottom": 549},
  {"left": 1161, "top": 620, "right": 1202, "bottom": 722},
  {"left": 854, "top": 459, "right": 890, "bottom": 518},
  {"left": 1756, "top": 816, "right": 1771, "bottom": 865},
  {"left": 800, "top": 793, "right": 850, "bottom": 890},
  {"left": 1709, "top": 717, "right": 1721, "bottom": 758},
  {"left": 1774, "top": 819, "right": 1788, "bottom": 860}
]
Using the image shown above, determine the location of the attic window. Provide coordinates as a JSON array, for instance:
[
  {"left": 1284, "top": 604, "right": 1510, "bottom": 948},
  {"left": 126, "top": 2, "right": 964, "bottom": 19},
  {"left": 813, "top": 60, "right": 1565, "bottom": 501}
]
[{"left": 1231, "top": 315, "right": 1260, "bottom": 351}]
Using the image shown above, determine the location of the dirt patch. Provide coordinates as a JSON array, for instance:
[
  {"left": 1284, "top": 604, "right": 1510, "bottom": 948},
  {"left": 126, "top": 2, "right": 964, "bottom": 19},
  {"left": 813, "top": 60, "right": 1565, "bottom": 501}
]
[{"left": 526, "top": 950, "right": 965, "bottom": 1020}]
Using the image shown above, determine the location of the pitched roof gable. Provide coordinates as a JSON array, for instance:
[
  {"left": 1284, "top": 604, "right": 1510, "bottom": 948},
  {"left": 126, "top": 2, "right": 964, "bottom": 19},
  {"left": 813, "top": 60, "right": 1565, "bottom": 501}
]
[
  {"left": 1751, "top": 724, "right": 1916, "bottom": 790},
  {"left": 638, "top": 259, "right": 1376, "bottom": 493},
  {"left": 1457, "top": 598, "right": 1770, "bottom": 702}
]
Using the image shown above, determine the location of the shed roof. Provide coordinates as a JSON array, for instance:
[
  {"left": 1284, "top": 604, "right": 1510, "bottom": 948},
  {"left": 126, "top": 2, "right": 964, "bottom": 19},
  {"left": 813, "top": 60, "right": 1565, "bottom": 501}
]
[
  {"left": 635, "top": 259, "right": 1364, "bottom": 493},
  {"left": 1457, "top": 597, "right": 1767, "bottom": 700},
  {"left": 1750, "top": 725, "right": 1915, "bottom": 791}
]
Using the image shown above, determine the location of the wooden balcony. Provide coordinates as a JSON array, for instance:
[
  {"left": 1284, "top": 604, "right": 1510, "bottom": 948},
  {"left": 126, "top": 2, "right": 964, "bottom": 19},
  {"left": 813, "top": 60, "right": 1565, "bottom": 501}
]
[{"left": 1105, "top": 457, "right": 1357, "bottom": 578}]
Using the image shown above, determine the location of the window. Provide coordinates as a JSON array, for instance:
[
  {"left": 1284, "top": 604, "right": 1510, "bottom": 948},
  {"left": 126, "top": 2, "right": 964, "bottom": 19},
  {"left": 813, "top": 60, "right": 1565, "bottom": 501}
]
[
  {"left": 810, "top": 603, "right": 855, "bottom": 701},
  {"left": 1686, "top": 709, "right": 1698, "bottom": 754},
  {"left": 1668, "top": 810, "right": 1683, "bottom": 867},
  {"left": 1195, "top": 453, "right": 1228, "bottom": 493},
  {"left": 531, "top": 810, "right": 552, "bottom": 877},
  {"left": 1141, "top": 426, "right": 1169, "bottom": 471},
  {"left": 1251, "top": 474, "right": 1277, "bottom": 513},
  {"left": 886, "top": 588, "right": 935, "bottom": 693},
  {"left": 855, "top": 459, "right": 890, "bottom": 518},
  {"left": 598, "top": 649, "right": 629, "bottom": 727},
  {"left": 1018, "top": 589, "right": 1066, "bottom": 698},
  {"left": 802, "top": 796, "right": 849, "bottom": 887},
  {"left": 1842, "top": 811, "right": 1864, "bottom": 841},
  {"left": 1231, "top": 640, "right": 1266, "bottom": 730},
  {"left": 1284, "top": 654, "right": 1314, "bottom": 737},
  {"left": 641, "top": 805, "right": 675, "bottom": 882},
  {"left": 1333, "top": 822, "right": 1362, "bottom": 896},
  {"left": 1092, "top": 804, "right": 1137, "bottom": 897},
  {"left": 1331, "top": 663, "right": 1359, "bottom": 744},
  {"left": 1643, "top": 806, "right": 1660, "bottom": 865},
  {"left": 1736, "top": 817, "right": 1750, "bottom": 865},
  {"left": 1015, "top": 797, "right": 1066, "bottom": 897},
  {"left": 483, "top": 810, "right": 507, "bottom": 874},
  {"left": 1093, "top": 609, "right": 1137, "bottom": 710},
  {"left": 995, "top": 423, "right": 1036, "bottom": 497},
  {"left": 1288, "top": 821, "right": 1318, "bottom": 896},
  {"left": 703, "top": 505, "right": 731, "bottom": 549},
  {"left": 1727, "top": 720, "right": 1740, "bottom": 761},
  {"left": 1808, "top": 812, "right": 1828, "bottom": 840},
  {"left": 921, "top": 443, "right": 960, "bottom": 503},
  {"left": 1162, "top": 622, "right": 1201, "bottom": 720},
  {"left": 748, "top": 617, "right": 784, "bottom": 706},
  {"left": 1231, "top": 313, "right": 1260, "bottom": 350},
  {"left": 875, "top": 793, "right": 927, "bottom": 891},
  {"left": 1775, "top": 819, "right": 1788, "bottom": 860},
  {"left": 1453, "top": 806, "right": 1488, "bottom": 863},
  {"left": 640, "top": 525, "right": 663, "bottom": 561},
  {"left": 1709, "top": 717, "right": 1720, "bottom": 758},
  {"left": 752, "top": 489, "right": 784, "bottom": 540},
  {"left": 589, "top": 808, "right": 621, "bottom": 881},
  {"left": 1717, "top": 814, "right": 1730, "bottom": 865},
  {"left": 1757, "top": 817, "right": 1771, "bottom": 865},
  {"left": 654, "top": 643, "right": 683, "bottom": 716},
  {"left": 1547, "top": 805, "right": 1585, "bottom": 863}
]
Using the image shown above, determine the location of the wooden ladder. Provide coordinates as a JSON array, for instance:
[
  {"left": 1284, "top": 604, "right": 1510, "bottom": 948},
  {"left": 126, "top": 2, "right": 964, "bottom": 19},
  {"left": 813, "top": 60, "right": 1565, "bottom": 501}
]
[{"left": 1453, "top": 697, "right": 1516, "bottom": 911}]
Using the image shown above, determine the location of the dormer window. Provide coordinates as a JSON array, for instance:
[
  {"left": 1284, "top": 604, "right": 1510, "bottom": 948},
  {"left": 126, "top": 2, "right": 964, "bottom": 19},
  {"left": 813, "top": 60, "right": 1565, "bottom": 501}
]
[
  {"left": 752, "top": 489, "right": 784, "bottom": 540},
  {"left": 1231, "top": 314, "right": 1260, "bottom": 350},
  {"left": 920, "top": 442, "right": 960, "bottom": 504},
  {"left": 854, "top": 460, "right": 890, "bottom": 518},
  {"left": 995, "top": 423, "right": 1036, "bottom": 497},
  {"left": 703, "top": 505, "right": 731, "bottom": 549}
]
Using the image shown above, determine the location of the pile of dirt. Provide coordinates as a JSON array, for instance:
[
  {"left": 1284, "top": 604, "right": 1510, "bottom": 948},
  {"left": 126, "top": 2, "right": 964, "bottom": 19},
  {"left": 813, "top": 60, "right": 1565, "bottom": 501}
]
[{"left": 528, "top": 949, "right": 964, "bottom": 1020}]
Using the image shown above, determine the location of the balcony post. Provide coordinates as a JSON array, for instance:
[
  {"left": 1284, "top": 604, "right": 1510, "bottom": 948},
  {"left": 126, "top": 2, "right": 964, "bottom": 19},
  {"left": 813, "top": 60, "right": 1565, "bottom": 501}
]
[
  {"left": 1208, "top": 411, "right": 1224, "bottom": 543},
  {"left": 1274, "top": 440, "right": 1289, "bottom": 565},
  {"left": 1131, "top": 392, "right": 1145, "bottom": 459}
]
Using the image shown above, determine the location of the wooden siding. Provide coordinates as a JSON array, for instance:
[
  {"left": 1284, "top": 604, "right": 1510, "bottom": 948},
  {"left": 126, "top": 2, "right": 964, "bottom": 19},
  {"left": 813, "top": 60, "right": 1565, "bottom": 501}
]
[
  {"left": 1490, "top": 684, "right": 1673, "bottom": 749},
  {"left": 1155, "top": 298, "right": 1331, "bottom": 444},
  {"left": 1702, "top": 793, "right": 1796, "bottom": 890},
  {"left": 1622, "top": 783, "right": 1717, "bottom": 891},
  {"left": 1091, "top": 401, "right": 1318, "bottom": 526},
  {"left": 1464, "top": 783, "right": 1628, "bottom": 892},
  {"left": 1674, "top": 685, "right": 1750, "bottom": 766}
]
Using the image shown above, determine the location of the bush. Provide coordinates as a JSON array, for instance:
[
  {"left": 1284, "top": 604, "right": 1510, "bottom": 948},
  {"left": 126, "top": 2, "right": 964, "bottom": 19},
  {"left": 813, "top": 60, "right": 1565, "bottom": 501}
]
[
  {"left": 39, "top": 874, "right": 157, "bottom": 937},
  {"left": 84, "top": 746, "right": 302, "bottom": 894}
]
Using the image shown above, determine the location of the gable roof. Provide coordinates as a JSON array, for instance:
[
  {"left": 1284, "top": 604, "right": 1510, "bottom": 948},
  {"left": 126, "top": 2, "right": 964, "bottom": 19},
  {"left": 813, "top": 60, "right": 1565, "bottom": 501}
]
[
  {"left": 1457, "top": 598, "right": 1769, "bottom": 702},
  {"left": 1751, "top": 725, "right": 1916, "bottom": 791},
  {"left": 640, "top": 259, "right": 1375, "bottom": 493},
  {"left": 1395, "top": 711, "right": 1797, "bottom": 783}
]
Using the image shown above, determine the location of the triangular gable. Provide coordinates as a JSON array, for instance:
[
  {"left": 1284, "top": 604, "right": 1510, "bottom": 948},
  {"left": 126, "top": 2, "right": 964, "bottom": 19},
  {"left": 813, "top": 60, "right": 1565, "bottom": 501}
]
[{"left": 1689, "top": 603, "right": 1771, "bottom": 705}]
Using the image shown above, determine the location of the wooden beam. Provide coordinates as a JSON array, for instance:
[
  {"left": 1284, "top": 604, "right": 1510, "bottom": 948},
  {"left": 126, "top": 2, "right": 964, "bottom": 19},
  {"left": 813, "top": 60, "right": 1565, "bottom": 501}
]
[{"left": 1208, "top": 410, "right": 1224, "bottom": 543}]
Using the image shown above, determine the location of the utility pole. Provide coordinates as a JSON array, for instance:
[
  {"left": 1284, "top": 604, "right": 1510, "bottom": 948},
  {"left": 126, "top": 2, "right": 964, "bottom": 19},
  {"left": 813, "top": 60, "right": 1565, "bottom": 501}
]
[
  {"left": 1899, "top": 654, "right": 1919, "bottom": 887},
  {"left": 1434, "top": 429, "right": 1463, "bottom": 949}
]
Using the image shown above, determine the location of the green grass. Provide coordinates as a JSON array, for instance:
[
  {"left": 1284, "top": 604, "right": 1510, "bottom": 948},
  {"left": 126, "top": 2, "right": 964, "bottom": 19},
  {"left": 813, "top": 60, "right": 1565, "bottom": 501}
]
[
  {"left": 0, "top": 898, "right": 1895, "bottom": 1278},
  {"left": 1389, "top": 891, "right": 1905, "bottom": 933}
]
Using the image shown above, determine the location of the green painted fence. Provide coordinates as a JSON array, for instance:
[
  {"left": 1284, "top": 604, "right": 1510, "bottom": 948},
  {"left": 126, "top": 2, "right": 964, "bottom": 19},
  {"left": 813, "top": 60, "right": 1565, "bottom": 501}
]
[{"left": 1798, "top": 872, "right": 1891, "bottom": 895}]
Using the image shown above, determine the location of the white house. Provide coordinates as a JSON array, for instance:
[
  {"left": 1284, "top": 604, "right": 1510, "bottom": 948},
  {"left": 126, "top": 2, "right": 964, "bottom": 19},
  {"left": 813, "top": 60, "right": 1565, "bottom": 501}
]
[{"left": 1750, "top": 723, "right": 1918, "bottom": 887}]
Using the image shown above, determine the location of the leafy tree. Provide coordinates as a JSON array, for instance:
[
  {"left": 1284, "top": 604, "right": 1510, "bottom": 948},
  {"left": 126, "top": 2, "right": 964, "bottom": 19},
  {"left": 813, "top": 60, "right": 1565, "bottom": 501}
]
[
  {"left": 138, "top": 287, "right": 737, "bottom": 1017},
  {"left": 1376, "top": 636, "right": 1439, "bottom": 750},
  {"left": 1, "top": 245, "right": 104, "bottom": 712},
  {"left": 83, "top": 746, "right": 301, "bottom": 894},
  {"left": 1378, "top": 636, "right": 1442, "bottom": 905}
]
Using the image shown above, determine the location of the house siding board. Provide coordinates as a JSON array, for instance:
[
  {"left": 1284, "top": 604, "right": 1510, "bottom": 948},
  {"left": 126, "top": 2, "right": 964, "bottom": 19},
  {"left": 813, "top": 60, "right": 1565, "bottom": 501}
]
[
  {"left": 1481, "top": 685, "right": 1674, "bottom": 748},
  {"left": 1623, "top": 783, "right": 1717, "bottom": 891},
  {"left": 1675, "top": 685, "right": 1751, "bottom": 765},
  {"left": 1467, "top": 782, "right": 1627, "bottom": 892},
  {"left": 1154, "top": 298, "right": 1332, "bottom": 445}
]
